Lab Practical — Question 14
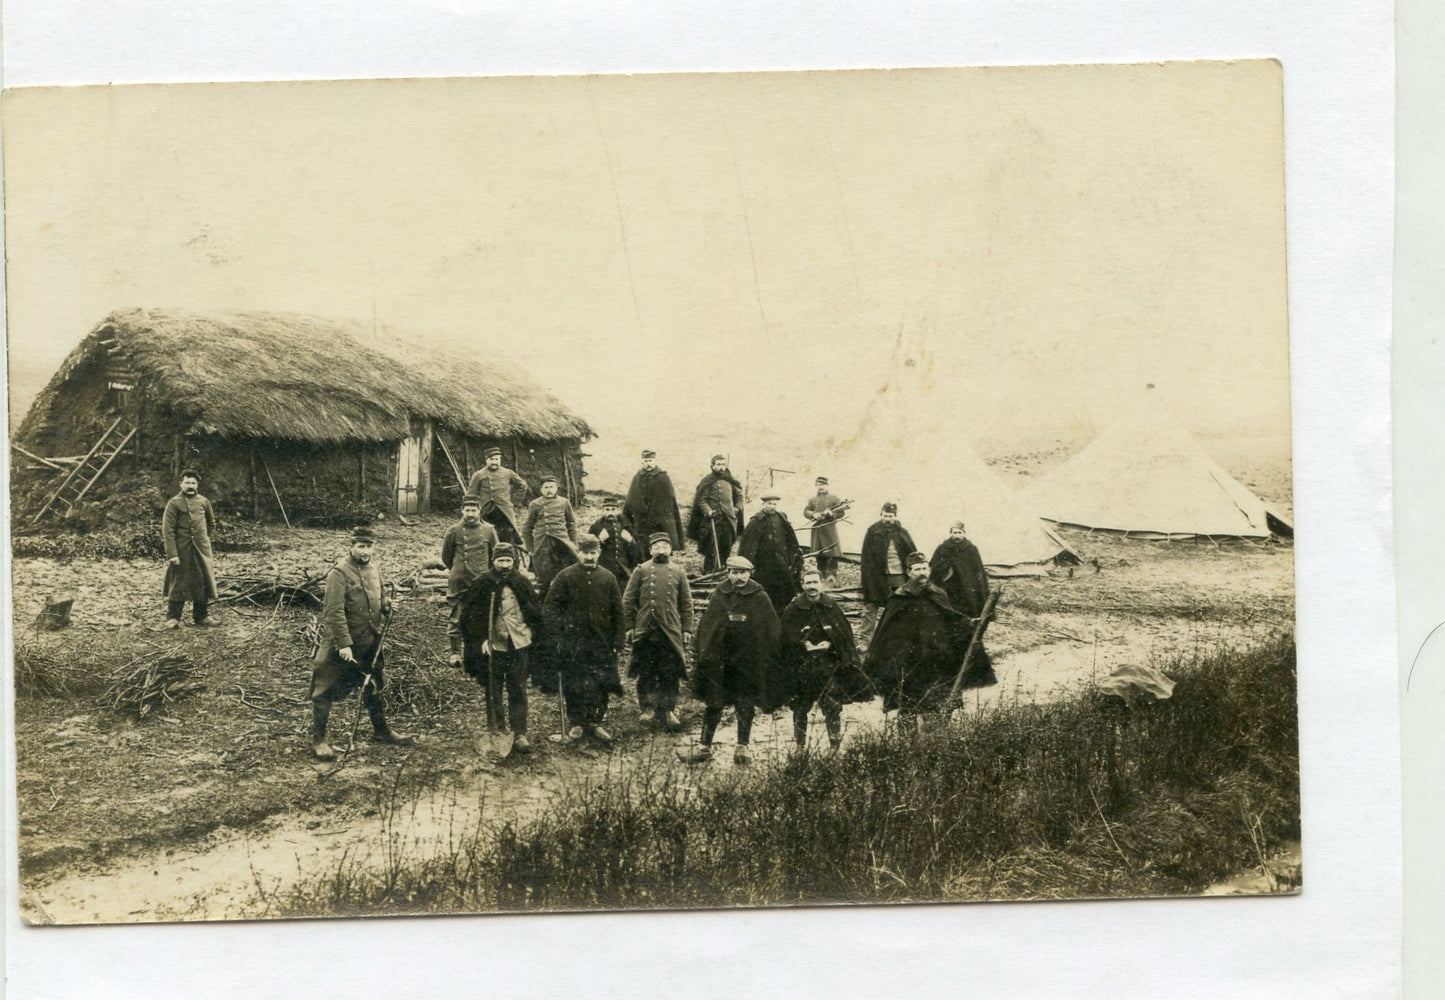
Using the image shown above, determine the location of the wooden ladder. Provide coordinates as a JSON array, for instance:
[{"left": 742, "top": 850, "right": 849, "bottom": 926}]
[{"left": 30, "top": 416, "right": 138, "bottom": 524}]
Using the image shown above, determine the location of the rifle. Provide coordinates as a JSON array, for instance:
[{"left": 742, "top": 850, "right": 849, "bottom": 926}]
[
  {"left": 808, "top": 498, "right": 854, "bottom": 528},
  {"left": 947, "top": 587, "right": 1002, "bottom": 705}
]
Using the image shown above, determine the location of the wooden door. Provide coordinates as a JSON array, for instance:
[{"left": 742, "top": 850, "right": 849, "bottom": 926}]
[{"left": 396, "top": 434, "right": 422, "bottom": 514}]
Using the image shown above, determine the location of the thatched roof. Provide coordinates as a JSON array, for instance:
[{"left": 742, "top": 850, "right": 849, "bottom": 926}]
[{"left": 19, "top": 308, "right": 593, "bottom": 445}]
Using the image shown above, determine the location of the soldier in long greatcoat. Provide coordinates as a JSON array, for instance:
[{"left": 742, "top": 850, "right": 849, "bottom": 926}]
[
  {"left": 588, "top": 496, "right": 641, "bottom": 582},
  {"left": 442, "top": 493, "right": 499, "bottom": 664},
  {"left": 865, "top": 551, "right": 996, "bottom": 718},
  {"left": 309, "top": 526, "right": 413, "bottom": 760},
  {"left": 522, "top": 474, "right": 579, "bottom": 594},
  {"left": 777, "top": 567, "right": 873, "bottom": 749},
  {"left": 678, "top": 556, "right": 780, "bottom": 766},
  {"left": 857, "top": 502, "right": 917, "bottom": 651},
  {"left": 161, "top": 469, "right": 219, "bottom": 628},
  {"left": 458, "top": 543, "right": 545, "bottom": 753},
  {"left": 687, "top": 454, "right": 745, "bottom": 573},
  {"left": 623, "top": 532, "right": 694, "bottom": 731},
  {"left": 737, "top": 493, "right": 803, "bottom": 611},
  {"left": 929, "top": 520, "right": 995, "bottom": 686},
  {"left": 544, "top": 534, "right": 626, "bottom": 744},
  {"left": 466, "top": 446, "right": 530, "bottom": 546},
  {"left": 802, "top": 476, "right": 846, "bottom": 583},
  {"left": 623, "top": 449, "right": 683, "bottom": 551}
]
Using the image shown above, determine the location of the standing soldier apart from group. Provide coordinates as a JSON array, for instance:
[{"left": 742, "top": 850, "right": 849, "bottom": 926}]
[
  {"left": 680, "top": 555, "right": 780, "bottom": 765},
  {"left": 688, "top": 454, "right": 745, "bottom": 573},
  {"left": 777, "top": 566, "right": 872, "bottom": 749},
  {"left": 623, "top": 531, "right": 693, "bottom": 731},
  {"left": 929, "top": 520, "right": 995, "bottom": 683},
  {"left": 441, "top": 493, "right": 498, "bottom": 669},
  {"left": 738, "top": 493, "right": 803, "bottom": 612},
  {"left": 466, "top": 446, "right": 529, "bottom": 547},
  {"left": 857, "top": 502, "right": 916, "bottom": 650},
  {"left": 623, "top": 449, "right": 684, "bottom": 551},
  {"left": 589, "top": 495, "right": 641, "bottom": 582},
  {"left": 865, "top": 550, "right": 996, "bottom": 720},
  {"left": 802, "top": 476, "right": 847, "bottom": 585},
  {"left": 161, "top": 469, "right": 219, "bottom": 629},
  {"left": 544, "top": 534, "right": 626, "bottom": 744},
  {"left": 458, "top": 543, "right": 544, "bottom": 752},
  {"left": 309, "top": 526, "right": 413, "bottom": 761}
]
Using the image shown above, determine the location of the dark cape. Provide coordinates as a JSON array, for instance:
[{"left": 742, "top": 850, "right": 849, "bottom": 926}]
[
  {"left": 692, "top": 578, "right": 780, "bottom": 709},
  {"left": 775, "top": 592, "right": 873, "bottom": 710},
  {"left": 543, "top": 563, "right": 626, "bottom": 698},
  {"left": 860, "top": 521, "right": 918, "bottom": 605},
  {"left": 929, "top": 537, "right": 991, "bottom": 618},
  {"left": 686, "top": 471, "right": 746, "bottom": 542},
  {"left": 738, "top": 510, "right": 803, "bottom": 609},
  {"left": 865, "top": 577, "right": 996, "bottom": 712},
  {"left": 623, "top": 468, "right": 684, "bottom": 549},
  {"left": 588, "top": 514, "right": 642, "bottom": 582},
  {"left": 457, "top": 569, "right": 548, "bottom": 683}
]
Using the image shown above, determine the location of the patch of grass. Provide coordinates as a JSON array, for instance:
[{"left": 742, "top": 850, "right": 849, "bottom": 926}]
[{"left": 267, "top": 634, "right": 1299, "bottom": 916}]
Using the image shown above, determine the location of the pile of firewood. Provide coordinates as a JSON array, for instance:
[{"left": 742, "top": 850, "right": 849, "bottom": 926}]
[
  {"left": 216, "top": 570, "right": 324, "bottom": 608},
  {"left": 98, "top": 653, "right": 206, "bottom": 717}
]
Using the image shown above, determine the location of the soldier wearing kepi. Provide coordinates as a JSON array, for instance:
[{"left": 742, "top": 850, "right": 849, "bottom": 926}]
[
  {"left": 865, "top": 551, "right": 996, "bottom": 719},
  {"left": 623, "top": 449, "right": 684, "bottom": 551},
  {"left": 309, "top": 526, "right": 413, "bottom": 761},
  {"left": 802, "top": 476, "right": 846, "bottom": 584},
  {"left": 777, "top": 567, "right": 872, "bottom": 750},
  {"left": 589, "top": 496, "right": 642, "bottom": 582},
  {"left": 738, "top": 492, "right": 803, "bottom": 612},
  {"left": 458, "top": 543, "right": 544, "bottom": 753},
  {"left": 623, "top": 532, "right": 694, "bottom": 731},
  {"left": 687, "top": 454, "right": 745, "bottom": 573},
  {"left": 466, "top": 446, "right": 530, "bottom": 546},
  {"left": 442, "top": 494, "right": 499, "bottom": 669},
  {"left": 522, "top": 474, "right": 579, "bottom": 594},
  {"left": 929, "top": 520, "right": 995, "bottom": 686},
  {"left": 679, "top": 555, "right": 780, "bottom": 765},
  {"left": 544, "top": 534, "right": 626, "bottom": 744},
  {"left": 161, "top": 469, "right": 219, "bottom": 628},
  {"left": 857, "top": 502, "right": 917, "bottom": 651}
]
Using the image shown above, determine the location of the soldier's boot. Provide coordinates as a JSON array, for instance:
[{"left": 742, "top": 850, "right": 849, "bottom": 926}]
[
  {"left": 825, "top": 712, "right": 843, "bottom": 750},
  {"left": 311, "top": 701, "right": 336, "bottom": 761},
  {"left": 364, "top": 690, "right": 414, "bottom": 746},
  {"left": 792, "top": 709, "right": 810, "bottom": 748}
]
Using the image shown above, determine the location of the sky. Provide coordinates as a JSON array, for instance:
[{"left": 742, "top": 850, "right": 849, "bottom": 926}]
[{"left": 3, "top": 62, "right": 1290, "bottom": 476}]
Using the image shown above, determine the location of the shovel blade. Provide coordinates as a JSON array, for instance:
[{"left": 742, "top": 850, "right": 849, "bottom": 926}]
[{"left": 479, "top": 729, "right": 514, "bottom": 759}]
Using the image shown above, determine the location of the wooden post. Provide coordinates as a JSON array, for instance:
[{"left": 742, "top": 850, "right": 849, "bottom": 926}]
[
  {"left": 249, "top": 447, "right": 259, "bottom": 520},
  {"left": 358, "top": 448, "right": 367, "bottom": 502},
  {"left": 417, "top": 419, "right": 434, "bottom": 514}
]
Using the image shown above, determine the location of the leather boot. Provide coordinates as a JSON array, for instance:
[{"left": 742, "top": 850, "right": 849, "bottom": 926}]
[
  {"left": 364, "top": 691, "right": 414, "bottom": 746},
  {"left": 825, "top": 713, "right": 843, "bottom": 750},
  {"left": 793, "top": 709, "right": 809, "bottom": 748},
  {"left": 311, "top": 701, "right": 336, "bottom": 761}
]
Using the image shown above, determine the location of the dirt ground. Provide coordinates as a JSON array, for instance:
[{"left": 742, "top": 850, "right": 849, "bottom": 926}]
[{"left": 10, "top": 443, "right": 1296, "bottom": 924}]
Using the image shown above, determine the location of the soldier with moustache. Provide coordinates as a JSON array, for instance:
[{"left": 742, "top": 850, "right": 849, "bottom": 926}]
[
  {"left": 623, "top": 532, "right": 694, "bottom": 731},
  {"left": 544, "top": 534, "right": 626, "bottom": 744},
  {"left": 687, "top": 454, "right": 746, "bottom": 573},
  {"left": 466, "top": 446, "right": 530, "bottom": 546},
  {"left": 588, "top": 495, "right": 642, "bottom": 582},
  {"left": 623, "top": 449, "right": 684, "bottom": 551},
  {"left": 737, "top": 492, "right": 803, "bottom": 612}
]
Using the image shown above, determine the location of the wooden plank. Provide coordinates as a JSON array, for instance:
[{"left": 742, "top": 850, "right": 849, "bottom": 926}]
[{"left": 11, "top": 445, "right": 64, "bottom": 471}]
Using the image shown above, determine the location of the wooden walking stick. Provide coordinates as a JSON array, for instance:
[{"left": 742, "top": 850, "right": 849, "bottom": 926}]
[{"left": 947, "top": 587, "right": 1003, "bottom": 705}]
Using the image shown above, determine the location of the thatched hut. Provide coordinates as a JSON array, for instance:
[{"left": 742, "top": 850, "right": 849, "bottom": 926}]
[{"left": 14, "top": 308, "right": 593, "bottom": 525}]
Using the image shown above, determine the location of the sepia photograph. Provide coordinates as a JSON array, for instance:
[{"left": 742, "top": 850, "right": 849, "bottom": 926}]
[{"left": 4, "top": 61, "right": 1298, "bottom": 924}]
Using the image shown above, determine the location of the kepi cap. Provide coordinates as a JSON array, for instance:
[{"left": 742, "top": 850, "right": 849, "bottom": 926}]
[
  {"left": 350, "top": 525, "right": 377, "bottom": 543},
  {"left": 492, "top": 543, "right": 517, "bottom": 561},
  {"left": 905, "top": 551, "right": 928, "bottom": 567},
  {"left": 881, "top": 502, "right": 898, "bottom": 514},
  {"left": 577, "top": 533, "right": 601, "bottom": 552},
  {"left": 648, "top": 531, "right": 673, "bottom": 547},
  {"left": 484, "top": 446, "right": 503, "bottom": 459}
]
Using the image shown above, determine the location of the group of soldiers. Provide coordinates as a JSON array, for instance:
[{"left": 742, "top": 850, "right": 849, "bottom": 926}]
[{"left": 158, "top": 447, "right": 999, "bottom": 766}]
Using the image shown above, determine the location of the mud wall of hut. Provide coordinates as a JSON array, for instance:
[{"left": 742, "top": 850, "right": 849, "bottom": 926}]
[
  {"left": 427, "top": 433, "right": 587, "bottom": 516},
  {"left": 196, "top": 439, "right": 396, "bottom": 526}
]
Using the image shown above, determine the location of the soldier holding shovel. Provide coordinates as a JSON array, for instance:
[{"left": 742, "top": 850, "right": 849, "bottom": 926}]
[{"left": 458, "top": 543, "right": 544, "bottom": 754}]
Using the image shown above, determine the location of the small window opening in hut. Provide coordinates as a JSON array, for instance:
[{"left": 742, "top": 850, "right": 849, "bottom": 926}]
[{"left": 106, "top": 381, "right": 135, "bottom": 413}]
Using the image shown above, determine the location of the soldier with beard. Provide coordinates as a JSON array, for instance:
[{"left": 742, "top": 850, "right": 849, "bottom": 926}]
[
  {"left": 687, "top": 454, "right": 745, "bottom": 573},
  {"left": 458, "top": 543, "right": 545, "bottom": 753},
  {"left": 737, "top": 493, "right": 803, "bottom": 611},
  {"left": 802, "top": 476, "right": 846, "bottom": 584},
  {"left": 623, "top": 532, "right": 694, "bottom": 731},
  {"left": 309, "top": 526, "right": 413, "bottom": 761},
  {"left": 777, "top": 568, "right": 872, "bottom": 750},
  {"left": 544, "top": 534, "right": 626, "bottom": 744},
  {"left": 865, "top": 551, "right": 996, "bottom": 718},
  {"left": 588, "top": 496, "right": 641, "bottom": 582},
  {"left": 857, "top": 502, "right": 916, "bottom": 651},
  {"left": 678, "top": 556, "right": 780, "bottom": 765},
  {"left": 623, "top": 450, "right": 684, "bottom": 551}
]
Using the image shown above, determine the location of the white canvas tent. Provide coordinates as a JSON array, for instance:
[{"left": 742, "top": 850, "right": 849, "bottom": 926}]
[
  {"left": 1022, "top": 392, "right": 1291, "bottom": 539},
  {"left": 777, "top": 341, "right": 1072, "bottom": 572}
]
